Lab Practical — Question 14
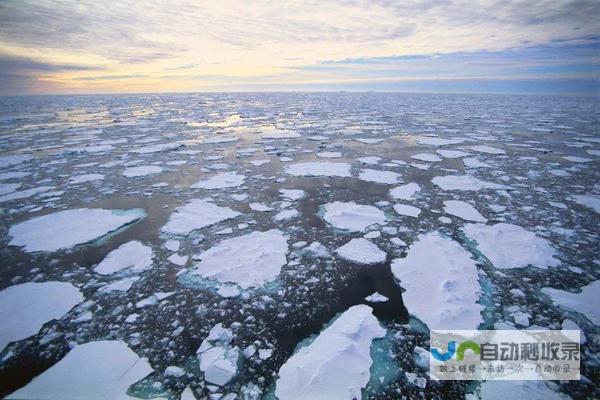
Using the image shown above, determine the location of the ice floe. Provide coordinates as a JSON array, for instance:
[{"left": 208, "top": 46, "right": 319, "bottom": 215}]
[
  {"left": 122, "top": 165, "right": 163, "bottom": 178},
  {"left": 321, "top": 201, "right": 386, "bottom": 232},
  {"left": 191, "top": 172, "right": 245, "bottom": 189},
  {"left": 389, "top": 183, "right": 421, "bottom": 200},
  {"left": 197, "top": 323, "right": 241, "bottom": 386},
  {"left": 94, "top": 240, "right": 153, "bottom": 275},
  {"left": 275, "top": 304, "right": 385, "bottom": 400},
  {"left": 393, "top": 203, "right": 421, "bottom": 218},
  {"left": 462, "top": 223, "right": 559, "bottom": 269},
  {"left": 391, "top": 232, "right": 483, "bottom": 329},
  {"left": 365, "top": 292, "right": 389, "bottom": 303},
  {"left": 411, "top": 153, "right": 442, "bottom": 162},
  {"left": 9, "top": 208, "right": 144, "bottom": 252},
  {"left": 0, "top": 282, "right": 84, "bottom": 352},
  {"left": 358, "top": 169, "right": 402, "bottom": 184},
  {"left": 284, "top": 162, "right": 352, "bottom": 177},
  {"left": 191, "top": 229, "right": 288, "bottom": 289},
  {"left": 443, "top": 200, "right": 487, "bottom": 222},
  {"left": 161, "top": 199, "right": 240, "bottom": 235},
  {"left": 470, "top": 145, "right": 506, "bottom": 155},
  {"left": 432, "top": 175, "right": 510, "bottom": 191},
  {"left": 571, "top": 194, "right": 600, "bottom": 213},
  {"left": 335, "top": 238, "right": 386, "bottom": 265},
  {"left": 542, "top": 281, "right": 600, "bottom": 326},
  {"left": 417, "top": 137, "right": 465, "bottom": 146},
  {"left": 7, "top": 340, "right": 153, "bottom": 400}
]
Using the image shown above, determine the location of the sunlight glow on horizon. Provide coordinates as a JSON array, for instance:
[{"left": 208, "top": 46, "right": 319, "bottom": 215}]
[{"left": 0, "top": 0, "right": 598, "bottom": 95}]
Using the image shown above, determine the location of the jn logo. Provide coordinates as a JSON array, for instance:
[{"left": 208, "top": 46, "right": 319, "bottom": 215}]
[{"left": 431, "top": 340, "right": 481, "bottom": 361}]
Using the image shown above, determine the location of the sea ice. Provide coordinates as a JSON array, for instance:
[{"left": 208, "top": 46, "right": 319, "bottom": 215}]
[
  {"left": 477, "top": 381, "right": 571, "bottom": 400},
  {"left": 122, "top": 165, "right": 163, "bottom": 178},
  {"left": 68, "top": 173, "right": 105, "bottom": 184},
  {"left": 321, "top": 201, "right": 386, "bottom": 232},
  {"left": 462, "top": 223, "right": 559, "bottom": 269},
  {"left": 161, "top": 199, "right": 240, "bottom": 235},
  {"left": 470, "top": 145, "right": 506, "bottom": 155},
  {"left": 0, "top": 282, "right": 84, "bottom": 352},
  {"left": 432, "top": 175, "right": 510, "bottom": 191},
  {"left": 542, "top": 281, "right": 600, "bottom": 326},
  {"left": 571, "top": 194, "right": 600, "bottom": 213},
  {"left": 443, "top": 200, "right": 487, "bottom": 222},
  {"left": 436, "top": 149, "right": 469, "bottom": 158},
  {"left": 94, "top": 241, "right": 153, "bottom": 275},
  {"left": 274, "top": 209, "right": 300, "bottom": 221},
  {"left": 365, "top": 292, "right": 389, "bottom": 303},
  {"left": 391, "top": 232, "right": 483, "bottom": 329},
  {"left": 191, "top": 229, "right": 288, "bottom": 289},
  {"left": 393, "top": 204, "right": 421, "bottom": 218},
  {"left": 9, "top": 208, "right": 143, "bottom": 252},
  {"left": 335, "top": 238, "right": 386, "bottom": 265},
  {"left": 417, "top": 137, "right": 465, "bottom": 146},
  {"left": 275, "top": 305, "right": 385, "bottom": 400},
  {"left": 7, "top": 340, "right": 153, "bottom": 400},
  {"left": 411, "top": 153, "right": 442, "bottom": 162},
  {"left": 284, "top": 162, "right": 352, "bottom": 177},
  {"left": 191, "top": 172, "right": 245, "bottom": 189},
  {"left": 389, "top": 183, "right": 421, "bottom": 200},
  {"left": 197, "top": 324, "right": 241, "bottom": 386},
  {"left": 358, "top": 169, "right": 402, "bottom": 184}
]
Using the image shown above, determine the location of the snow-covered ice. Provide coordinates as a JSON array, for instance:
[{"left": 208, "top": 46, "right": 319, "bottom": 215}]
[
  {"left": 9, "top": 208, "right": 144, "bottom": 252},
  {"left": 0, "top": 282, "right": 84, "bottom": 352},
  {"left": 334, "top": 238, "right": 386, "bottom": 265},
  {"left": 321, "top": 201, "right": 386, "bottom": 232},
  {"left": 191, "top": 229, "right": 288, "bottom": 289},
  {"left": 358, "top": 169, "right": 402, "bottom": 184},
  {"left": 284, "top": 162, "right": 352, "bottom": 177},
  {"left": 191, "top": 172, "right": 245, "bottom": 189},
  {"left": 122, "top": 165, "right": 163, "bottom": 178},
  {"left": 7, "top": 340, "right": 153, "bottom": 400},
  {"left": 542, "top": 281, "right": 600, "bottom": 326},
  {"left": 161, "top": 199, "right": 240, "bottom": 235},
  {"left": 391, "top": 232, "right": 483, "bottom": 329},
  {"left": 443, "top": 200, "right": 487, "bottom": 222},
  {"left": 275, "top": 305, "right": 385, "bottom": 400},
  {"left": 389, "top": 183, "right": 420, "bottom": 200},
  {"left": 197, "top": 323, "right": 241, "bottom": 386},
  {"left": 94, "top": 240, "right": 154, "bottom": 275},
  {"left": 462, "top": 223, "right": 559, "bottom": 269},
  {"left": 393, "top": 203, "right": 421, "bottom": 218},
  {"left": 432, "top": 175, "right": 510, "bottom": 191}
]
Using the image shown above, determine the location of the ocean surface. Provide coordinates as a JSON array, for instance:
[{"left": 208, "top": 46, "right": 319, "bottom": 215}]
[{"left": 0, "top": 93, "right": 598, "bottom": 399}]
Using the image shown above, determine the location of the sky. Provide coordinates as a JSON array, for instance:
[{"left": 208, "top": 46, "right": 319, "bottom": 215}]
[{"left": 0, "top": 0, "right": 598, "bottom": 95}]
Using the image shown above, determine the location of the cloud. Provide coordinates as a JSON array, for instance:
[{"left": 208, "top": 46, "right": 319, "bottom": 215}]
[{"left": 0, "top": 0, "right": 598, "bottom": 94}]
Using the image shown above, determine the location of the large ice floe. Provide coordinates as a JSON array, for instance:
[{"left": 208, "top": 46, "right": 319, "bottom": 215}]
[
  {"left": 284, "top": 162, "right": 352, "bottom": 177},
  {"left": 7, "top": 340, "right": 153, "bottom": 400},
  {"left": 161, "top": 199, "right": 240, "bottom": 235},
  {"left": 334, "top": 238, "right": 386, "bottom": 265},
  {"left": 191, "top": 171, "right": 245, "bottom": 189},
  {"left": 93, "top": 240, "right": 154, "bottom": 275},
  {"left": 196, "top": 323, "right": 241, "bottom": 386},
  {"left": 275, "top": 305, "right": 385, "bottom": 400},
  {"left": 321, "top": 201, "right": 386, "bottom": 233},
  {"left": 0, "top": 282, "right": 84, "bottom": 352},
  {"left": 432, "top": 175, "right": 510, "bottom": 191},
  {"left": 122, "top": 165, "right": 163, "bottom": 178},
  {"left": 8, "top": 208, "right": 144, "bottom": 252},
  {"left": 462, "top": 223, "right": 559, "bottom": 269},
  {"left": 391, "top": 232, "right": 483, "bottom": 329},
  {"left": 541, "top": 280, "right": 600, "bottom": 326},
  {"left": 190, "top": 229, "right": 288, "bottom": 289}
]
